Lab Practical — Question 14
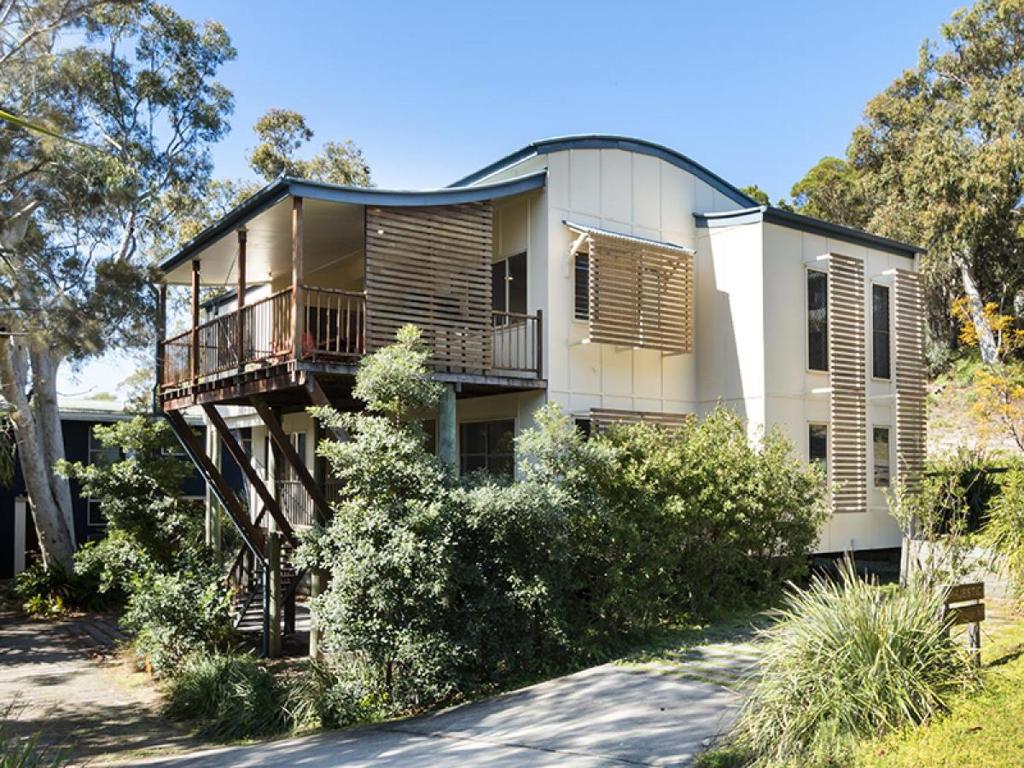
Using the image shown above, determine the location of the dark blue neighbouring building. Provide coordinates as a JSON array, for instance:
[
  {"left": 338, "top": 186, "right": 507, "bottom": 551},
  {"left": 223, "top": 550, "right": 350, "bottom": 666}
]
[{"left": 0, "top": 399, "right": 228, "bottom": 580}]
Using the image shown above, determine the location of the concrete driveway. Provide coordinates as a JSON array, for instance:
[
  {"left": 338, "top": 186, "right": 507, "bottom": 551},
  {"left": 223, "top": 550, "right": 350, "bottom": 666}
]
[{"left": 133, "top": 663, "right": 740, "bottom": 767}]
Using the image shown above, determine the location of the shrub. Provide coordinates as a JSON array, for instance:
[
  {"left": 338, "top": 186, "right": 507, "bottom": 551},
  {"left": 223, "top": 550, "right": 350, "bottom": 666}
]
[
  {"left": 982, "top": 466, "right": 1024, "bottom": 598},
  {"left": 13, "top": 561, "right": 106, "bottom": 616},
  {"left": 123, "top": 561, "right": 235, "bottom": 675},
  {"left": 163, "top": 652, "right": 287, "bottom": 741},
  {"left": 730, "top": 560, "right": 976, "bottom": 767},
  {"left": 303, "top": 326, "right": 827, "bottom": 713},
  {"left": 285, "top": 658, "right": 385, "bottom": 730}
]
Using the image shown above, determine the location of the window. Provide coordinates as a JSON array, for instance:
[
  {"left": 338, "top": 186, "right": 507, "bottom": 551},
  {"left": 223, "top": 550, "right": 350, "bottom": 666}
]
[
  {"left": 574, "top": 418, "right": 592, "bottom": 439},
  {"left": 873, "top": 426, "right": 891, "bottom": 487},
  {"left": 459, "top": 420, "right": 515, "bottom": 477},
  {"left": 872, "top": 284, "right": 891, "bottom": 379},
  {"left": 86, "top": 499, "right": 107, "bottom": 528},
  {"left": 492, "top": 252, "right": 527, "bottom": 322},
  {"left": 574, "top": 253, "right": 590, "bottom": 320},
  {"left": 421, "top": 419, "right": 437, "bottom": 454},
  {"left": 808, "top": 424, "right": 828, "bottom": 471},
  {"left": 807, "top": 270, "right": 828, "bottom": 371},
  {"left": 88, "top": 426, "right": 120, "bottom": 466}
]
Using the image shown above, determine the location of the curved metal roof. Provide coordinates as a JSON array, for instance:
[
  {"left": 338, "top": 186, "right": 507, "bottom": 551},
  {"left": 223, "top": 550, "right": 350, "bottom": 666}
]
[
  {"left": 451, "top": 134, "right": 757, "bottom": 207},
  {"left": 158, "top": 170, "right": 546, "bottom": 273}
]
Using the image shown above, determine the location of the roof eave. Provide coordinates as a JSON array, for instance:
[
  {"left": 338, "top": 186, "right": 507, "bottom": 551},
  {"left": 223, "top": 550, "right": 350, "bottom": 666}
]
[
  {"left": 694, "top": 206, "right": 924, "bottom": 257},
  {"left": 158, "top": 171, "right": 547, "bottom": 277}
]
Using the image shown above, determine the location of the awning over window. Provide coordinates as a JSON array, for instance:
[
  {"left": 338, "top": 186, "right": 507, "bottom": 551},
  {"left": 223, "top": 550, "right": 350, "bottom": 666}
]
[
  {"left": 566, "top": 221, "right": 694, "bottom": 354},
  {"left": 590, "top": 408, "right": 692, "bottom": 430}
]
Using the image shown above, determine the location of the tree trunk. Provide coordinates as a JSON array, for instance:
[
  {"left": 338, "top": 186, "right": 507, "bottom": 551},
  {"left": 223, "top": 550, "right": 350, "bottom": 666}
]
[
  {"left": 30, "top": 345, "right": 75, "bottom": 534},
  {"left": 959, "top": 256, "right": 999, "bottom": 363},
  {"left": 0, "top": 339, "right": 75, "bottom": 571}
]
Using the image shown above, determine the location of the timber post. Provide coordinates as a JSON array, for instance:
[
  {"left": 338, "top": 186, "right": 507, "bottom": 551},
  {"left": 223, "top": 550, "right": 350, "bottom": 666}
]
[
  {"left": 154, "top": 283, "right": 167, "bottom": 412},
  {"left": 236, "top": 228, "right": 247, "bottom": 370},
  {"left": 190, "top": 260, "right": 201, "bottom": 386},
  {"left": 291, "top": 197, "right": 304, "bottom": 362},
  {"left": 438, "top": 383, "right": 457, "bottom": 469}
]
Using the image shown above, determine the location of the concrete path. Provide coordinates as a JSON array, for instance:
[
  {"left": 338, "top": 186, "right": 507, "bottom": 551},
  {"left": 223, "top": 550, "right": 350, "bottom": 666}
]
[
  {"left": 0, "top": 610, "right": 197, "bottom": 765},
  {"left": 135, "top": 663, "right": 741, "bottom": 768}
]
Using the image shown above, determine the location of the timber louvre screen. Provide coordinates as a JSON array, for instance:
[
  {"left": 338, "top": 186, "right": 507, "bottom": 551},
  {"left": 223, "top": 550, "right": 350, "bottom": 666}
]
[
  {"left": 365, "top": 203, "right": 493, "bottom": 373},
  {"left": 579, "top": 228, "right": 693, "bottom": 354},
  {"left": 590, "top": 408, "right": 692, "bottom": 430},
  {"left": 894, "top": 269, "right": 926, "bottom": 490},
  {"left": 828, "top": 253, "right": 867, "bottom": 514}
]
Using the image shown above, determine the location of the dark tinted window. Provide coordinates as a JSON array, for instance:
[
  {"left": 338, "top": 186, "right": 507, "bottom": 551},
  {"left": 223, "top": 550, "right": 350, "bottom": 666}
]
[
  {"left": 459, "top": 420, "right": 515, "bottom": 478},
  {"left": 491, "top": 261, "right": 506, "bottom": 314},
  {"left": 574, "top": 253, "right": 590, "bottom": 320},
  {"left": 509, "top": 251, "right": 527, "bottom": 315},
  {"left": 807, "top": 270, "right": 828, "bottom": 371},
  {"left": 872, "top": 284, "right": 891, "bottom": 379},
  {"left": 809, "top": 424, "right": 828, "bottom": 471},
  {"left": 873, "top": 426, "right": 891, "bottom": 487}
]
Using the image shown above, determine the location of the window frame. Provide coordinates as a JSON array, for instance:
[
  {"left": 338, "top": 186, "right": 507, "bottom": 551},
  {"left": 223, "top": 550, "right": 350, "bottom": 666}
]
[
  {"left": 492, "top": 251, "right": 527, "bottom": 326},
  {"left": 871, "top": 282, "right": 892, "bottom": 381},
  {"left": 872, "top": 425, "right": 892, "bottom": 488},
  {"left": 86, "top": 499, "right": 107, "bottom": 528},
  {"left": 808, "top": 422, "right": 829, "bottom": 472},
  {"left": 805, "top": 267, "right": 829, "bottom": 373},
  {"left": 88, "top": 424, "right": 121, "bottom": 467},
  {"left": 458, "top": 418, "right": 516, "bottom": 478}
]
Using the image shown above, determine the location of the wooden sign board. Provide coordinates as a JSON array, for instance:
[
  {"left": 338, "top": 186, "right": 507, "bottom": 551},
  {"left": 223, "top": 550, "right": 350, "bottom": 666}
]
[
  {"left": 946, "top": 602, "right": 985, "bottom": 626},
  {"left": 944, "top": 582, "right": 984, "bottom": 605}
]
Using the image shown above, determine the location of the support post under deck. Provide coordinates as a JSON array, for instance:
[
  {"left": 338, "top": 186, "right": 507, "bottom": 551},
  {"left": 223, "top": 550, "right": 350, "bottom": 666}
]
[{"left": 438, "top": 383, "right": 457, "bottom": 469}]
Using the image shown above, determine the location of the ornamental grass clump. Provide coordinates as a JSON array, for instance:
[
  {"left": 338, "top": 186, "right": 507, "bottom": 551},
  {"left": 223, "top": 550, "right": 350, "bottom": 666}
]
[{"left": 732, "top": 560, "right": 977, "bottom": 767}]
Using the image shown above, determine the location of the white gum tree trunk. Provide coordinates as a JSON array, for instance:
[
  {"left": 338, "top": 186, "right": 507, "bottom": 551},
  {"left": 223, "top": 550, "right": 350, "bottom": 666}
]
[{"left": 0, "top": 338, "right": 75, "bottom": 571}]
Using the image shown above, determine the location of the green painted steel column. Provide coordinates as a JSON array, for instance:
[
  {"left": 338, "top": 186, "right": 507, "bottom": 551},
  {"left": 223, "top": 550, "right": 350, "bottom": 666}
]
[{"left": 438, "top": 383, "right": 457, "bottom": 469}]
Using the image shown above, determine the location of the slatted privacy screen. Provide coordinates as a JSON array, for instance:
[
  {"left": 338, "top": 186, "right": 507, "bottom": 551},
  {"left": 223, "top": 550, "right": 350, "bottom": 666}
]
[
  {"left": 828, "top": 254, "right": 867, "bottom": 514},
  {"left": 894, "top": 269, "right": 927, "bottom": 491},
  {"left": 585, "top": 233, "right": 694, "bottom": 354},
  {"left": 590, "top": 408, "right": 692, "bottom": 430},
  {"left": 365, "top": 203, "right": 493, "bottom": 373}
]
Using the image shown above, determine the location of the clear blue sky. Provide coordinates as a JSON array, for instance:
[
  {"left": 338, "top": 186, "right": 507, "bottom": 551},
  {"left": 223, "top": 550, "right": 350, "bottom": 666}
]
[{"left": 62, "top": 0, "right": 963, "bottom": 398}]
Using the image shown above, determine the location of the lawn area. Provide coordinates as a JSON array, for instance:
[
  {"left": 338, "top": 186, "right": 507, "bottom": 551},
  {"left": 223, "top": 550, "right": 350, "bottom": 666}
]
[{"left": 854, "top": 601, "right": 1024, "bottom": 768}]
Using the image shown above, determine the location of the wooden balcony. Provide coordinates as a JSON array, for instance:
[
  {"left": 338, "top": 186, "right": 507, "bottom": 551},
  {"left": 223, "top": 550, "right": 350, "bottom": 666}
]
[{"left": 158, "top": 283, "right": 543, "bottom": 402}]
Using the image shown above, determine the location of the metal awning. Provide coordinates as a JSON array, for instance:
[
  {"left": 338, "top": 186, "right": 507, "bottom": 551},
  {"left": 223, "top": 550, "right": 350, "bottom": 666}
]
[{"left": 564, "top": 221, "right": 694, "bottom": 255}]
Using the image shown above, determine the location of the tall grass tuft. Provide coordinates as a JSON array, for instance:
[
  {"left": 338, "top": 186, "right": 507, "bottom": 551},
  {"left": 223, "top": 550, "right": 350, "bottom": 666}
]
[
  {"left": 163, "top": 652, "right": 287, "bottom": 741},
  {"left": 731, "top": 559, "right": 977, "bottom": 767},
  {"left": 1, "top": 704, "right": 68, "bottom": 768}
]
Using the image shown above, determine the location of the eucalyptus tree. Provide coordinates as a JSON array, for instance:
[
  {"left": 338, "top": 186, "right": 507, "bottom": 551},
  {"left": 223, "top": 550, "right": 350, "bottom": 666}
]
[
  {"left": 848, "top": 0, "right": 1024, "bottom": 358},
  {"left": 0, "top": 1, "right": 235, "bottom": 570}
]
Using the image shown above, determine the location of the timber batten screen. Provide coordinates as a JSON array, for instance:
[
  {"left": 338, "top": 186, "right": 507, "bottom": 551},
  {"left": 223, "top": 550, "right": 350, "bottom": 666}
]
[
  {"left": 569, "top": 224, "right": 694, "bottom": 354},
  {"left": 590, "top": 408, "right": 692, "bottom": 430},
  {"left": 894, "top": 269, "right": 926, "bottom": 490},
  {"left": 827, "top": 253, "right": 867, "bottom": 514},
  {"left": 365, "top": 203, "right": 493, "bottom": 373}
]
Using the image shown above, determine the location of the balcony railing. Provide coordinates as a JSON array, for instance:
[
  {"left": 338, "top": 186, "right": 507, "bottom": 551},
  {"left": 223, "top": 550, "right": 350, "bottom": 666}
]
[
  {"left": 159, "top": 286, "right": 542, "bottom": 390},
  {"left": 278, "top": 479, "right": 342, "bottom": 529}
]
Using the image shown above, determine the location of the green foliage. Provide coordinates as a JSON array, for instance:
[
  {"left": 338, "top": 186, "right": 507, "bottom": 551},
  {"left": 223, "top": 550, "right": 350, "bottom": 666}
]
[
  {"left": 789, "top": 156, "right": 870, "bottom": 229},
  {"left": 301, "top": 328, "right": 826, "bottom": 715},
  {"left": 248, "top": 108, "right": 371, "bottom": 186},
  {"left": 982, "top": 466, "right": 1024, "bottom": 598},
  {"left": 13, "top": 561, "right": 105, "bottom": 616},
  {"left": 163, "top": 652, "right": 287, "bottom": 741},
  {"left": 847, "top": 0, "right": 1024, "bottom": 350},
  {"left": 729, "top": 561, "right": 977, "bottom": 767},
  {"left": 122, "top": 562, "right": 235, "bottom": 676},
  {"left": 740, "top": 185, "right": 770, "bottom": 206},
  {"left": 59, "top": 416, "right": 201, "bottom": 571},
  {"left": 350, "top": 324, "right": 443, "bottom": 418},
  {"left": 285, "top": 658, "right": 386, "bottom": 731}
]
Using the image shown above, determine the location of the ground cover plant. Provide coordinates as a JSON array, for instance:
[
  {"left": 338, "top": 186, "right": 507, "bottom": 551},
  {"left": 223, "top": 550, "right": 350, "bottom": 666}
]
[{"left": 706, "top": 560, "right": 977, "bottom": 768}]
